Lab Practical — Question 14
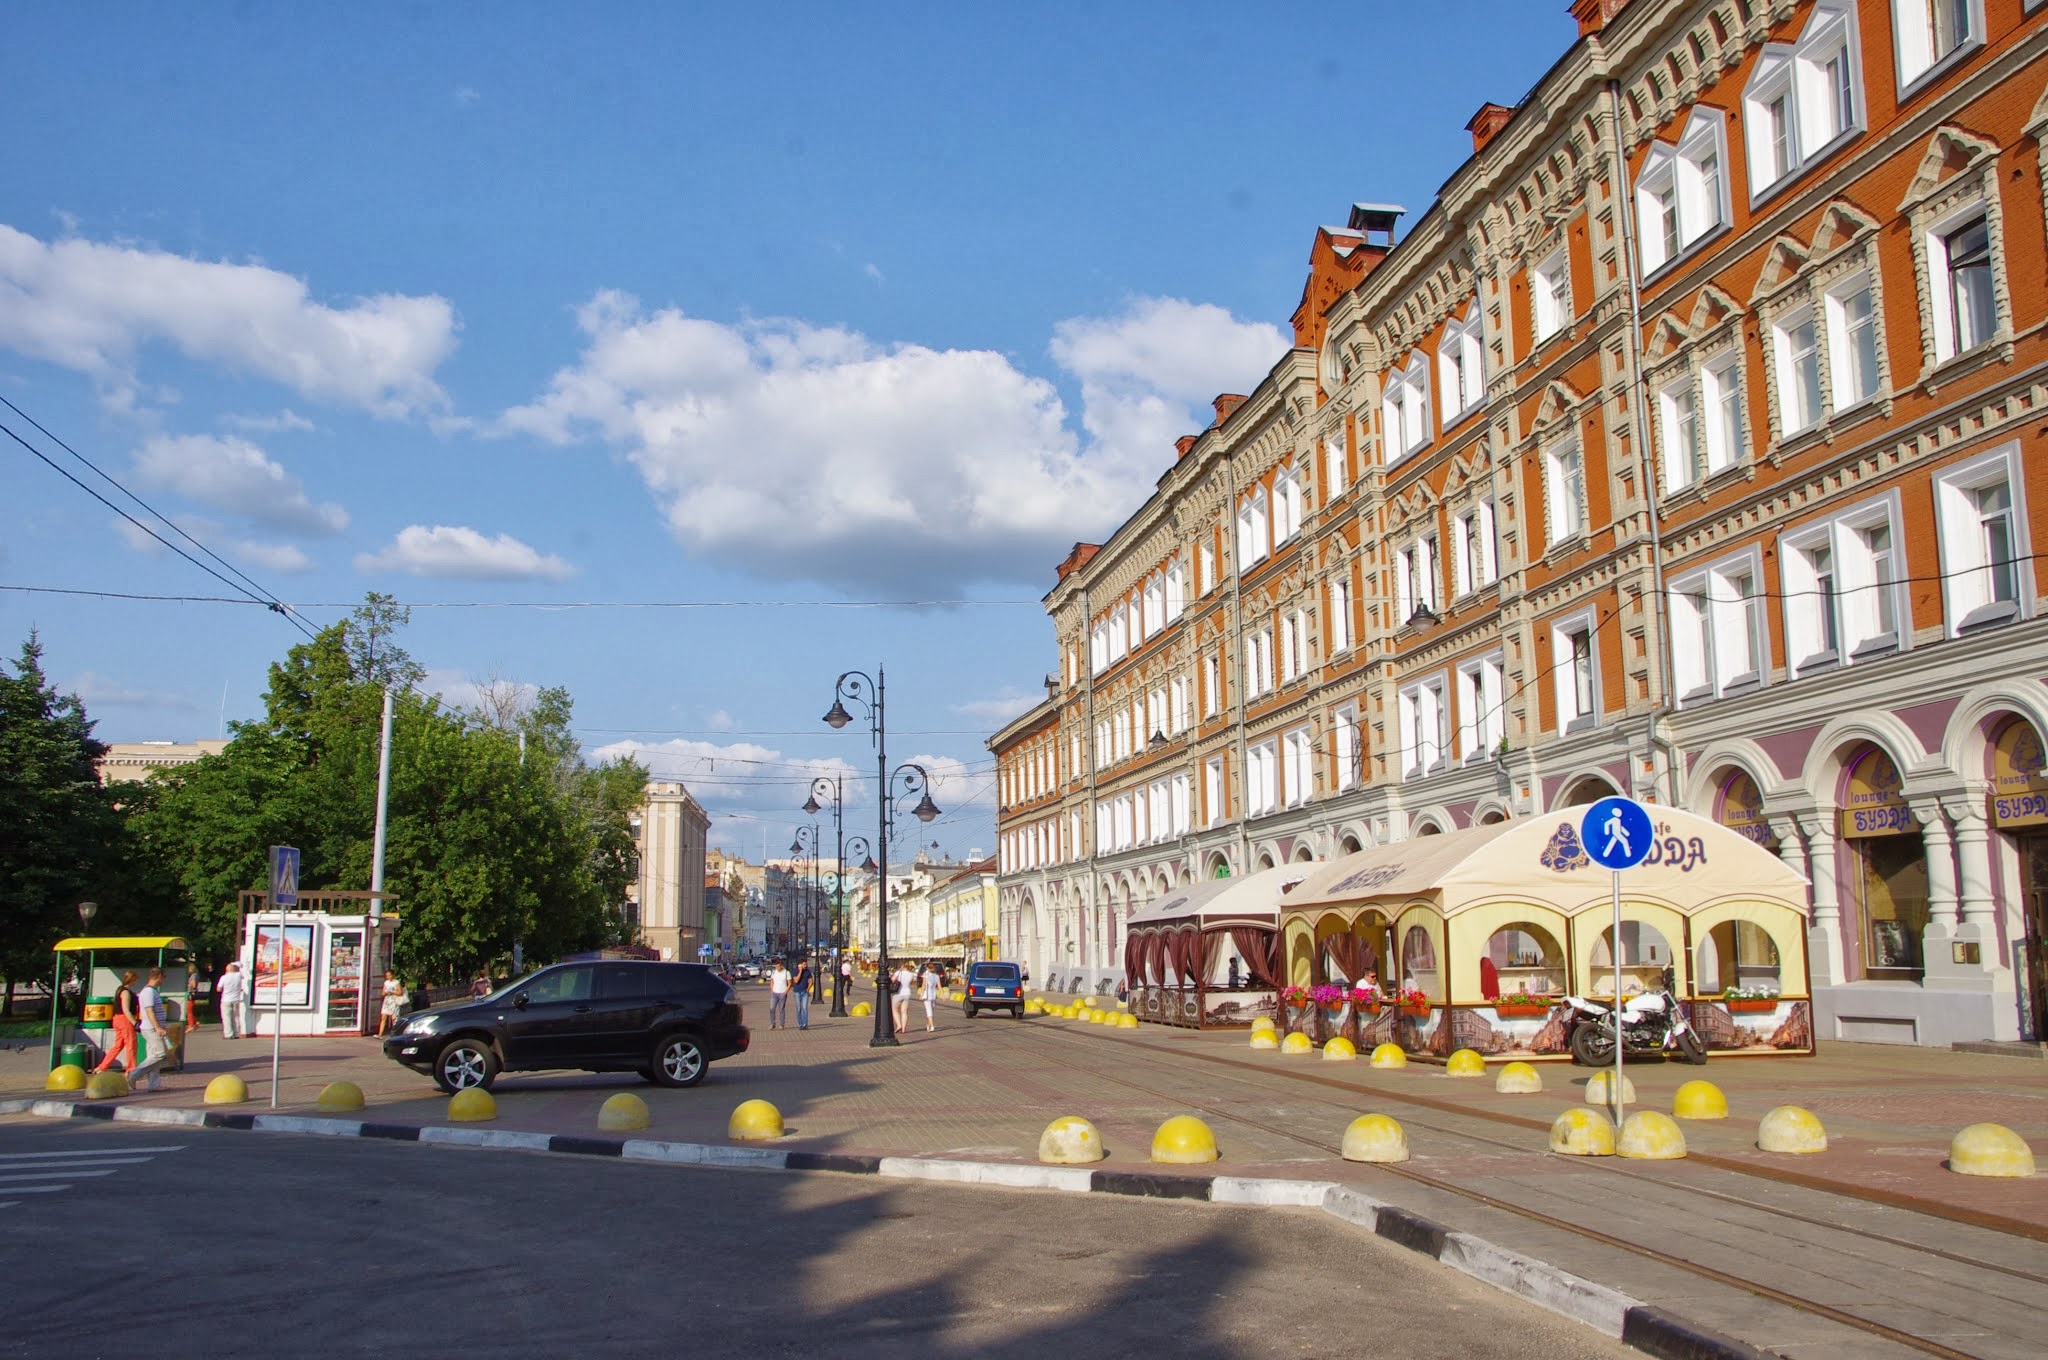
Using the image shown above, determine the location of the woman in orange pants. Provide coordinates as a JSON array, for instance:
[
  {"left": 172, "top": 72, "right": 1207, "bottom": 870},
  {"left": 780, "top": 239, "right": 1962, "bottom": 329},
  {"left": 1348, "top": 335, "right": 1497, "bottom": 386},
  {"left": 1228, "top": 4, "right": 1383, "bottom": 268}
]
[{"left": 92, "top": 971, "right": 141, "bottom": 1075}]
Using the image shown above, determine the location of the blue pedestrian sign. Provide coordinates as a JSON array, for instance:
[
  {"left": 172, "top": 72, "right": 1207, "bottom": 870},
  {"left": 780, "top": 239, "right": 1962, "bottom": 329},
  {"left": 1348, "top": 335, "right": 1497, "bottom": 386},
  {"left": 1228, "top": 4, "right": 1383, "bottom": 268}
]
[
  {"left": 1580, "top": 798, "right": 1653, "bottom": 871},
  {"left": 269, "top": 845, "right": 301, "bottom": 907}
]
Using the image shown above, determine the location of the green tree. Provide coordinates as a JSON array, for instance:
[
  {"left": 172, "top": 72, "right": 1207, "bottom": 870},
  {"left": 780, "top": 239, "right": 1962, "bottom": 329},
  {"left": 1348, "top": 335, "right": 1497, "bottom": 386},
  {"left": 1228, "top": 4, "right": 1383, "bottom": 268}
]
[{"left": 0, "top": 633, "right": 123, "bottom": 1014}]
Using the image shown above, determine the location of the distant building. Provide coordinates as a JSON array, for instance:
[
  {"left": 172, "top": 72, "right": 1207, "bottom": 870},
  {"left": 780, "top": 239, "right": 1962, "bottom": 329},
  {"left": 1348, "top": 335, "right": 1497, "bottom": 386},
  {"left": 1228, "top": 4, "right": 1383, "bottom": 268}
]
[
  {"left": 932, "top": 857, "right": 999, "bottom": 962},
  {"left": 96, "top": 739, "right": 229, "bottom": 784},
  {"left": 628, "top": 781, "right": 711, "bottom": 960}
]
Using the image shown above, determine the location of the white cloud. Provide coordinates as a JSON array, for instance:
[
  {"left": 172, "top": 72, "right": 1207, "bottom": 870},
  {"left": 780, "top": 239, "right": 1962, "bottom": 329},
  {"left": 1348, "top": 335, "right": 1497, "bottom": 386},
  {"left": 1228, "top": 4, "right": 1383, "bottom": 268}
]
[
  {"left": 500, "top": 290, "right": 1285, "bottom": 594},
  {"left": 112, "top": 513, "right": 311, "bottom": 575},
  {"left": 135, "top": 433, "right": 348, "bottom": 536},
  {"left": 703, "top": 709, "right": 736, "bottom": 733},
  {"left": 426, "top": 668, "right": 539, "bottom": 716},
  {"left": 354, "top": 524, "right": 575, "bottom": 581},
  {"left": 863, "top": 262, "right": 884, "bottom": 283},
  {"left": 222, "top": 409, "right": 315, "bottom": 434},
  {"left": 593, "top": 738, "right": 853, "bottom": 812},
  {"left": 66, "top": 671, "right": 199, "bottom": 711},
  {"left": 0, "top": 223, "right": 457, "bottom": 417},
  {"left": 229, "top": 539, "right": 312, "bottom": 573},
  {"left": 952, "top": 690, "right": 1043, "bottom": 729},
  {"left": 454, "top": 86, "right": 480, "bottom": 106}
]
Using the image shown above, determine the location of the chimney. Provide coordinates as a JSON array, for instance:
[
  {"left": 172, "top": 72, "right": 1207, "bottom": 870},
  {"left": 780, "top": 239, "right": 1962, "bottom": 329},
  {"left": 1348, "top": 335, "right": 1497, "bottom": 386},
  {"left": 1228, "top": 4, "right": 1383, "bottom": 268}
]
[
  {"left": 1175, "top": 434, "right": 1199, "bottom": 459},
  {"left": 1467, "top": 102, "right": 1515, "bottom": 154},
  {"left": 1212, "top": 394, "right": 1248, "bottom": 427},
  {"left": 1570, "top": 0, "right": 1629, "bottom": 36}
]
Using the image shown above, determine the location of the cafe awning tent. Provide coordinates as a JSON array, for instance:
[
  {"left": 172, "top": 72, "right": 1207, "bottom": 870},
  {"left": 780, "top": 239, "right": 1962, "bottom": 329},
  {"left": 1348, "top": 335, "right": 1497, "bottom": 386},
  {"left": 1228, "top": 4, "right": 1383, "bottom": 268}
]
[
  {"left": 1277, "top": 806, "right": 1810, "bottom": 1004},
  {"left": 1123, "top": 865, "right": 1309, "bottom": 990}
]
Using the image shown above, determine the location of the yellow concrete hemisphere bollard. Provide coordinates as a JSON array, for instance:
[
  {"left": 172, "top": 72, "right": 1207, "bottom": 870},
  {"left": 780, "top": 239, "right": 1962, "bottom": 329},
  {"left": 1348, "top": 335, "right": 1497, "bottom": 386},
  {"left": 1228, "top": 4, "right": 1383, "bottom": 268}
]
[
  {"left": 1549, "top": 1107, "right": 1616, "bottom": 1156},
  {"left": 850, "top": 1001, "right": 873, "bottom": 1017},
  {"left": 1948, "top": 1123, "right": 2035, "bottom": 1178},
  {"left": 597, "top": 1092, "right": 651, "bottom": 1133},
  {"left": 1117, "top": 1013, "right": 1139, "bottom": 1029},
  {"left": 83, "top": 1070, "right": 128, "bottom": 1100},
  {"left": 1038, "top": 1115, "right": 1106, "bottom": 1164},
  {"left": 446, "top": 1087, "right": 497, "bottom": 1123},
  {"left": 316, "top": 1080, "right": 366, "bottom": 1112},
  {"left": 1250, "top": 1016, "right": 1277, "bottom": 1034},
  {"left": 728, "top": 1098, "right": 785, "bottom": 1140},
  {"left": 45, "top": 1064, "right": 88, "bottom": 1092},
  {"left": 1370, "top": 1042, "right": 1407, "bottom": 1069},
  {"left": 1756, "top": 1105, "right": 1827, "bottom": 1154},
  {"left": 203, "top": 1074, "right": 249, "bottom": 1105},
  {"left": 1583, "top": 1069, "right": 1636, "bottom": 1106},
  {"left": 1151, "top": 1115, "right": 1220, "bottom": 1164},
  {"left": 1495, "top": 1061, "right": 1543, "bottom": 1094},
  {"left": 1618, "top": 1110, "right": 1688, "bottom": 1160},
  {"left": 1445, "top": 1048, "right": 1486, "bottom": 1076},
  {"left": 1280, "top": 1030, "right": 1314, "bottom": 1055},
  {"left": 1089, "top": 1009, "right": 1108, "bottom": 1025},
  {"left": 1248, "top": 1030, "right": 1280, "bottom": 1050},
  {"left": 1024, "top": 999, "right": 1044, "bottom": 1014},
  {"left": 1321, "top": 1036, "right": 1358, "bottom": 1061},
  {"left": 1081, "top": 997, "right": 1097, "bottom": 1009},
  {"left": 1672, "top": 1079, "right": 1728, "bottom": 1120},
  {"left": 1341, "top": 1113, "right": 1410, "bottom": 1163}
]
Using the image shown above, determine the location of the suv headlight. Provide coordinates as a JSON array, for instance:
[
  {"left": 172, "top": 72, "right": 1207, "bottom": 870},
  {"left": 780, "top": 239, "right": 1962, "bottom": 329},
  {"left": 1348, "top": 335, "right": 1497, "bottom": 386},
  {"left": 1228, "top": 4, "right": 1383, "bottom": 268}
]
[{"left": 400, "top": 1014, "right": 438, "bottom": 1035}]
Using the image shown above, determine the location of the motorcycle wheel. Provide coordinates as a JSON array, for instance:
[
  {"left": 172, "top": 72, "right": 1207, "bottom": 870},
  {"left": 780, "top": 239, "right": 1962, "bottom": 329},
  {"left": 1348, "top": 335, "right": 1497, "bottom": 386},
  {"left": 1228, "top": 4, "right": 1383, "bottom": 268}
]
[
  {"left": 1676, "top": 1028, "right": 1708, "bottom": 1065},
  {"left": 1570, "top": 1023, "right": 1616, "bottom": 1066}
]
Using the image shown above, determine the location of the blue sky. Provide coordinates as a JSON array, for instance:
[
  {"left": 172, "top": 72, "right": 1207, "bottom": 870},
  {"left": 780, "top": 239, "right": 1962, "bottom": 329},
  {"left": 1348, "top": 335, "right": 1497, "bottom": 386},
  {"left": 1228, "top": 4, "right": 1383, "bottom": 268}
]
[{"left": 1, "top": 2, "right": 1574, "bottom": 865}]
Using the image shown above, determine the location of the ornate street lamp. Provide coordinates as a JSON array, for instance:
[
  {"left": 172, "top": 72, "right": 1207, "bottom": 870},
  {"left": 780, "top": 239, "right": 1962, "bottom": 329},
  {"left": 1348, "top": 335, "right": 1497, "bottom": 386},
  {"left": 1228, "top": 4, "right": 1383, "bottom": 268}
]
[
  {"left": 806, "top": 774, "right": 853, "bottom": 1015},
  {"left": 76, "top": 901, "right": 98, "bottom": 935},
  {"left": 822, "top": 669, "right": 942, "bottom": 1047}
]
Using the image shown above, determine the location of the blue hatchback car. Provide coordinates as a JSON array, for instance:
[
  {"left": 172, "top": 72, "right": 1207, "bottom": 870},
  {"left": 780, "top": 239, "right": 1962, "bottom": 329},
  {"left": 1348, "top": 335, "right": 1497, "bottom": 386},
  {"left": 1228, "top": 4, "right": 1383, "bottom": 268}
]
[{"left": 962, "top": 961, "right": 1025, "bottom": 1018}]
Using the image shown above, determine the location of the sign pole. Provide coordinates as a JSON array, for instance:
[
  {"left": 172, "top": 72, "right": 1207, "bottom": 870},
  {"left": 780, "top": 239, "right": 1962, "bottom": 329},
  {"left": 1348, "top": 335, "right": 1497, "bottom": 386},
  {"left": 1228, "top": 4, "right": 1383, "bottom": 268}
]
[
  {"left": 270, "top": 890, "right": 284, "bottom": 1109},
  {"left": 1611, "top": 867, "right": 1624, "bottom": 1130},
  {"left": 266, "top": 845, "right": 299, "bottom": 1110}
]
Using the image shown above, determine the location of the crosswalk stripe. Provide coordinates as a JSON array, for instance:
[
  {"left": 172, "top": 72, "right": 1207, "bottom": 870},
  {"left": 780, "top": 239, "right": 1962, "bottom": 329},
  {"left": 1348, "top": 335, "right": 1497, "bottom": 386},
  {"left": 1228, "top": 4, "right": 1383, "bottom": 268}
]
[
  {"left": 0, "top": 1170, "right": 117, "bottom": 1183},
  {"left": 0, "top": 1146, "right": 184, "bottom": 1161},
  {"left": 0, "top": 1185, "right": 74, "bottom": 1194},
  {"left": 0, "top": 1158, "right": 158, "bottom": 1170}
]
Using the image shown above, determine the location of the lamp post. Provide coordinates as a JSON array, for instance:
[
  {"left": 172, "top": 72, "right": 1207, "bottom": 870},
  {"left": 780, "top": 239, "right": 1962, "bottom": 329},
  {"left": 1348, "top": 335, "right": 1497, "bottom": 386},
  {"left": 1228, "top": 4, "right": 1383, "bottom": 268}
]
[
  {"left": 823, "top": 669, "right": 942, "bottom": 1047},
  {"left": 77, "top": 901, "right": 98, "bottom": 935},
  {"left": 805, "top": 774, "right": 852, "bottom": 1015}
]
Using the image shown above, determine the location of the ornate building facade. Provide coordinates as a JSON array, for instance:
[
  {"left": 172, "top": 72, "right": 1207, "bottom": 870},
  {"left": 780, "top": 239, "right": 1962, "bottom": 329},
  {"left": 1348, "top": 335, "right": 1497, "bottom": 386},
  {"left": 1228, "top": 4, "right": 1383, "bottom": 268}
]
[{"left": 991, "top": 0, "right": 2048, "bottom": 1045}]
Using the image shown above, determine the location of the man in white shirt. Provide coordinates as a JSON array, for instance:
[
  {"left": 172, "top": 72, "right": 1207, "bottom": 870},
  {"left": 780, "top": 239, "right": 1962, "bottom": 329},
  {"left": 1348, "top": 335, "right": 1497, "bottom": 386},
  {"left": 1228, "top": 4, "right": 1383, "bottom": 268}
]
[
  {"left": 837, "top": 955, "right": 853, "bottom": 1012},
  {"left": 768, "top": 960, "right": 792, "bottom": 1030},
  {"left": 129, "top": 968, "right": 171, "bottom": 1091},
  {"left": 216, "top": 961, "right": 248, "bottom": 1039}
]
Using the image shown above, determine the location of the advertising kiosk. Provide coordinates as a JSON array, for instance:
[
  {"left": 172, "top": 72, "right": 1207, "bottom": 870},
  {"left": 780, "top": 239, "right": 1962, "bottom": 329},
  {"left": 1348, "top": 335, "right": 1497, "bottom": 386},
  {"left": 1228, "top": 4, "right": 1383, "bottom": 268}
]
[
  {"left": 46, "top": 936, "right": 196, "bottom": 1072},
  {"left": 236, "top": 890, "right": 400, "bottom": 1037}
]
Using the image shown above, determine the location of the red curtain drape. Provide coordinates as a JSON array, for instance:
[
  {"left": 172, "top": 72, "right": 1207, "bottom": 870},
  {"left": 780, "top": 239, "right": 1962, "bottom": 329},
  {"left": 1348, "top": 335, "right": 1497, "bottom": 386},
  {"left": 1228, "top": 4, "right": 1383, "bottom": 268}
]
[
  {"left": 1123, "top": 931, "right": 1142, "bottom": 989},
  {"left": 1146, "top": 930, "right": 1168, "bottom": 984},
  {"left": 1324, "top": 932, "right": 1378, "bottom": 985},
  {"left": 1229, "top": 925, "right": 1283, "bottom": 989},
  {"left": 1193, "top": 927, "right": 1220, "bottom": 988}
]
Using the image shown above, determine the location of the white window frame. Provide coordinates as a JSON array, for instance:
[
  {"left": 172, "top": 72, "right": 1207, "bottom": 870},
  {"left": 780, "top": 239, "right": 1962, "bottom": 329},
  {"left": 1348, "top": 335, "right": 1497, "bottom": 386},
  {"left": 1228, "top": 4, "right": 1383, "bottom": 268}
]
[
  {"left": 1324, "top": 427, "right": 1350, "bottom": 499},
  {"left": 1551, "top": 614, "right": 1600, "bottom": 732},
  {"left": 1327, "top": 573, "right": 1353, "bottom": 653},
  {"left": 1397, "top": 675, "right": 1448, "bottom": 779},
  {"left": 1742, "top": 2, "right": 1864, "bottom": 203},
  {"left": 1824, "top": 272, "right": 1881, "bottom": 413},
  {"left": 1142, "top": 574, "right": 1166, "bottom": 639},
  {"left": 1247, "top": 738, "right": 1279, "bottom": 818},
  {"left": 1437, "top": 302, "right": 1485, "bottom": 424},
  {"left": 1282, "top": 725, "right": 1313, "bottom": 809},
  {"left": 1168, "top": 675, "right": 1191, "bottom": 734},
  {"left": 1236, "top": 488, "right": 1270, "bottom": 568},
  {"left": 1925, "top": 205, "right": 1998, "bottom": 365},
  {"left": 1203, "top": 651, "right": 1221, "bottom": 717},
  {"left": 1273, "top": 464, "right": 1304, "bottom": 544},
  {"left": 1457, "top": 653, "right": 1505, "bottom": 762},
  {"left": 1396, "top": 535, "right": 1439, "bottom": 624},
  {"left": 1934, "top": 443, "right": 2032, "bottom": 635},
  {"left": 1199, "top": 539, "right": 1217, "bottom": 595},
  {"left": 1164, "top": 556, "right": 1187, "bottom": 620},
  {"left": 1452, "top": 500, "right": 1496, "bottom": 596},
  {"left": 1381, "top": 353, "right": 1431, "bottom": 463},
  {"left": 1892, "top": 0, "right": 1984, "bottom": 96},
  {"left": 1332, "top": 703, "right": 1360, "bottom": 792},
  {"left": 1635, "top": 108, "right": 1729, "bottom": 277},
  {"left": 1777, "top": 491, "right": 1910, "bottom": 672},
  {"left": 1244, "top": 627, "right": 1274, "bottom": 698},
  {"left": 1771, "top": 306, "right": 1825, "bottom": 436},
  {"left": 1543, "top": 436, "right": 1586, "bottom": 546},
  {"left": 1531, "top": 250, "right": 1571, "bottom": 342},
  {"left": 1667, "top": 548, "right": 1768, "bottom": 704},
  {"left": 1204, "top": 755, "right": 1227, "bottom": 827},
  {"left": 1108, "top": 603, "right": 1129, "bottom": 663}
]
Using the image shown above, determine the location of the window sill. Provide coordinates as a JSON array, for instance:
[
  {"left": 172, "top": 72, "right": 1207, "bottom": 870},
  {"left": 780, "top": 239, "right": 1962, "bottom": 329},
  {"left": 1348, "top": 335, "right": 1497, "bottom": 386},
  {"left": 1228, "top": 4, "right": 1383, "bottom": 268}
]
[
  {"left": 1849, "top": 634, "right": 1899, "bottom": 662},
  {"left": 1957, "top": 600, "right": 2020, "bottom": 635},
  {"left": 1747, "top": 126, "right": 1862, "bottom": 212},
  {"left": 1923, "top": 335, "right": 2013, "bottom": 392},
  {"left": 1563, "top": 715, "right": 1597, "bottom": 735},
  {"left": 1719, "top": 673, "right": 1763, "bottom": 700},
  {"left": 1794, "top": 650, "right": 1839, "bottom": 677},
  {"left": 1639, "top": 219, "right": 1732, "bottom": 290},
  {"left": 1897, "top": 37, "right": 1985, "bottom": 104}
]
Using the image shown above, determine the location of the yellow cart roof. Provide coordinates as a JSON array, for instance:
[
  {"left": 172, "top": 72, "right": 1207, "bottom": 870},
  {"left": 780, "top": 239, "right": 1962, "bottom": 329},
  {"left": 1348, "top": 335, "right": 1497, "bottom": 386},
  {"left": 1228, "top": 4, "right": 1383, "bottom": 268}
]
[{"left": 52, "top": 936, "right": 190, "bottom": 953}]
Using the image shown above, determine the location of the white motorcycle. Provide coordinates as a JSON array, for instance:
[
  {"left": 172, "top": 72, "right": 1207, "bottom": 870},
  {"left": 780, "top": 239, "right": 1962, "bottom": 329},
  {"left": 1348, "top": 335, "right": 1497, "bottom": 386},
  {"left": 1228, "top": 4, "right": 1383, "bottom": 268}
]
[{"left": 1560, "top": 966, "right": 1707, "bottom": 1066}]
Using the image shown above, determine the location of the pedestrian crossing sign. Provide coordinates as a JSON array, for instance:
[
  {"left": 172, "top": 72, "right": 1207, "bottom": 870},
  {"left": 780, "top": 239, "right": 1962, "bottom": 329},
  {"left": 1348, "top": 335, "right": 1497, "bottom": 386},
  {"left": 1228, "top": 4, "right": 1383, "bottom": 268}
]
[{"left": 270, "top": 845, "right": 300, "bottom": 907}]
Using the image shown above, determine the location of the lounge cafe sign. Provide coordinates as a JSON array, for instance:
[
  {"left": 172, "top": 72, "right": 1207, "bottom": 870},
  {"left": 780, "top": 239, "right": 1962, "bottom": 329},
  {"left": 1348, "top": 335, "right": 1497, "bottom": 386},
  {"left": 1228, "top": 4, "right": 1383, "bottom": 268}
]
[
  {"left": 1991, "top": 720, "right": 2048, "bottom": 829},
  {"left": 1840, "top": 748, "right": 1918, "bottom": 839}
]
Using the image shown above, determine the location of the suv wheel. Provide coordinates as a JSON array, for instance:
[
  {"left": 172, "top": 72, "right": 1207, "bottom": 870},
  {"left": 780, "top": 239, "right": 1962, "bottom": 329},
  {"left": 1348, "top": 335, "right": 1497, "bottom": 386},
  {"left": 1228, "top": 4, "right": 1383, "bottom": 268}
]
[
  {"left": 964, "top": 1002, "right": 979, "bottom": 1019},
  {"left": 650, "top": 1034, "right": 707, "bottom": 1088},
  {"left": 434, "top": 1038, "right": 499, "bottom": 1094}
]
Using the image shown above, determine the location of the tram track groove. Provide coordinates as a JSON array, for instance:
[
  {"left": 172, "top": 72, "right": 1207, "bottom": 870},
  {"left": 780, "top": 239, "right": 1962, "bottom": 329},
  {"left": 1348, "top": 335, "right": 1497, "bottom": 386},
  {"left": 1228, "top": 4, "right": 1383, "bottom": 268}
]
[{"left": 1006, "top": 1020, "right": 2034, "bottom": 1360}]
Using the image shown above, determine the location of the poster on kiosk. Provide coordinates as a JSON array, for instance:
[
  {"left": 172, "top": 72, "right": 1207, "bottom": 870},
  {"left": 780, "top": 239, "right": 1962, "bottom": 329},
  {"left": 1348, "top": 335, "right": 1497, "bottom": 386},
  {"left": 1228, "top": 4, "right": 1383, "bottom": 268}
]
[{"left": 239, "top": 889, "right": 400, "bottom": 1037}]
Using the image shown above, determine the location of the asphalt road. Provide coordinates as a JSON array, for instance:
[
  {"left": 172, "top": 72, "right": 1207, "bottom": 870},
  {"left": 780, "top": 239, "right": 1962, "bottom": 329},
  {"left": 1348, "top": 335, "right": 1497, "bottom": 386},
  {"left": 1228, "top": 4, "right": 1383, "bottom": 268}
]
[{"left": 0, "top": 1117, "right": 1634, "bottom": 1360}]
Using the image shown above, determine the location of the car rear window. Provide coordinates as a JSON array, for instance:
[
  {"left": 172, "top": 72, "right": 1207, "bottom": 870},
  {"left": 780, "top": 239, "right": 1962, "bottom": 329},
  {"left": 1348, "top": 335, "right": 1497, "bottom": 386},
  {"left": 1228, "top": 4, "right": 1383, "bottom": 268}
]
[{"left": 970, "top": 963, "right": 1021, "bottom": 981}]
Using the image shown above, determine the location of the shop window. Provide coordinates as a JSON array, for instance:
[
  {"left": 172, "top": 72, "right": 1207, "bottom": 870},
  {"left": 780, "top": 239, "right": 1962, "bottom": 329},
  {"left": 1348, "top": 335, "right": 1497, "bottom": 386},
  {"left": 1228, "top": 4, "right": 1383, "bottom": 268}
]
[
  {"left": 1483, "top": 923, "right": 1565, "bottom": 997},
  {"left": 1695, "top": 920, "right": 1782, "bottom": 996},
  {"left": 1589, "top": 921, "right": 1676, "bottom": 996},
  {"left": 1856, "top": 834, "right": 1929, "bottom": 979}
]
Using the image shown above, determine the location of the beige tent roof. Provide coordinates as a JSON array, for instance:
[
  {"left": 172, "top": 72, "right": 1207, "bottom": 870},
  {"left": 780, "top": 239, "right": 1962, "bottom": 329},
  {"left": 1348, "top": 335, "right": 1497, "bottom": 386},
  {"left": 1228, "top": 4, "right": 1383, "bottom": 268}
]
[
  {"left": 1125, "top": 864, "right": 1310, "bottom": 929},
  {"left": 1283, "top": 806, "right": 1808, "bottom": 920}
]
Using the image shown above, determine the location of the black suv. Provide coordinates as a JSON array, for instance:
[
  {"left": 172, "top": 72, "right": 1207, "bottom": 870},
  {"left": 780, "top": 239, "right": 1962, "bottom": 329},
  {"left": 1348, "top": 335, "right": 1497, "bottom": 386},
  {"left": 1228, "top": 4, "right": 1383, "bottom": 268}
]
[
  {"left": 383, "top": 960, "right": 749, "bottom": 1093},
  {"left": 961, "top": 961, "right": 1025, "bottom": 1018}
]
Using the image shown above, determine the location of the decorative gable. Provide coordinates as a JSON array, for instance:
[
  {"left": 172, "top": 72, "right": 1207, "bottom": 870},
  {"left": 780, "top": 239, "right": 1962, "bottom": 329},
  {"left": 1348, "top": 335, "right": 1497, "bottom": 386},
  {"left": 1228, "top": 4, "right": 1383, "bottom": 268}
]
[
  {"left": 1530, "top": 378, "right": 1586, "bottom": 433},
  {"left": 1809, "top": 198, "right": 1881, "bottom": 257},
  {"left": 1685, "top": 284, "right": 1742, "bottom": 335},
  {"left": 1901, "top": 125, "right": 2001, "bottom": 211},
  {"left": 1749, "top": 236, "right": 1810, "bottom": 303},
  {"left": 1644, "top": 312, "right": 1691, "bottom": 364}
]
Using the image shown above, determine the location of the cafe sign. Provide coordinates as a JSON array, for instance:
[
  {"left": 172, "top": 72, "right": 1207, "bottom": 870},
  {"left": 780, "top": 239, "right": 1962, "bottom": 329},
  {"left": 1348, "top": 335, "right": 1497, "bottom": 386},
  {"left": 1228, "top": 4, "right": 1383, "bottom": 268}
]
[
  {"left": 1991, "top": 720, "right": 2048, "bottom": 829},
  {"left": 1716, "top": 769, "right": 1778, "bottom": 849},
  {"left": 1840, "top": 747, "right": 1918, "bottom": 839}
]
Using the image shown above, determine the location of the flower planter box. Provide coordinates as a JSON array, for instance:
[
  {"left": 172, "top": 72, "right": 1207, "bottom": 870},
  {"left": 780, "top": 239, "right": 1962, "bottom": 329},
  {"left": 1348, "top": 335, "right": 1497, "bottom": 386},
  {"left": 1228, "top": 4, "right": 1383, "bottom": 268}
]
[
  {"left": 1400, "top": 1004, "right": 1431, "bottom": 1019},
  {"left": 1494, "top": 1003, "right": 1552, "bottom": 1018},
  {"left": 1721, "top": 999, "right": 1776, "bottom": 1013}
]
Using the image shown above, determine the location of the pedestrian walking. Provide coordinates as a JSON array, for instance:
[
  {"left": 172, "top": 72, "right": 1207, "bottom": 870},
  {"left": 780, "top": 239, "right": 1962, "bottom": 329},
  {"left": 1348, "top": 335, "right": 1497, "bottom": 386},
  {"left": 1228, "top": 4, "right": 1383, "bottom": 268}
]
[
  {"left": 376, "top": 971, "right": 408, "bottom": 1037},
  {"left": 216, "top": 961, "right": 248, "bottom": 1039},
  {"left": 128, "top": 968, "right": 171, "bottom": 1092},
  {"left": 890, "top": 962, "right": 914, "bottom": 1034},
  {"left": 792, "top": 958, "right": 813, "bottom": 1030},
  {"left": 768, "top": 959, "right": 792, "bottom": 1029},
  {"left": 92, "top": 971, "right": 141, "bottom": 1076},
  {"left": 920, "top": 961, "right": 941, "bottom": 1032},
  {"left": 837, "top": 955, "right": 853, "bottom": 1010},
  {"left": 471, "top": 972, "right": 491, "bottom": 999}
]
